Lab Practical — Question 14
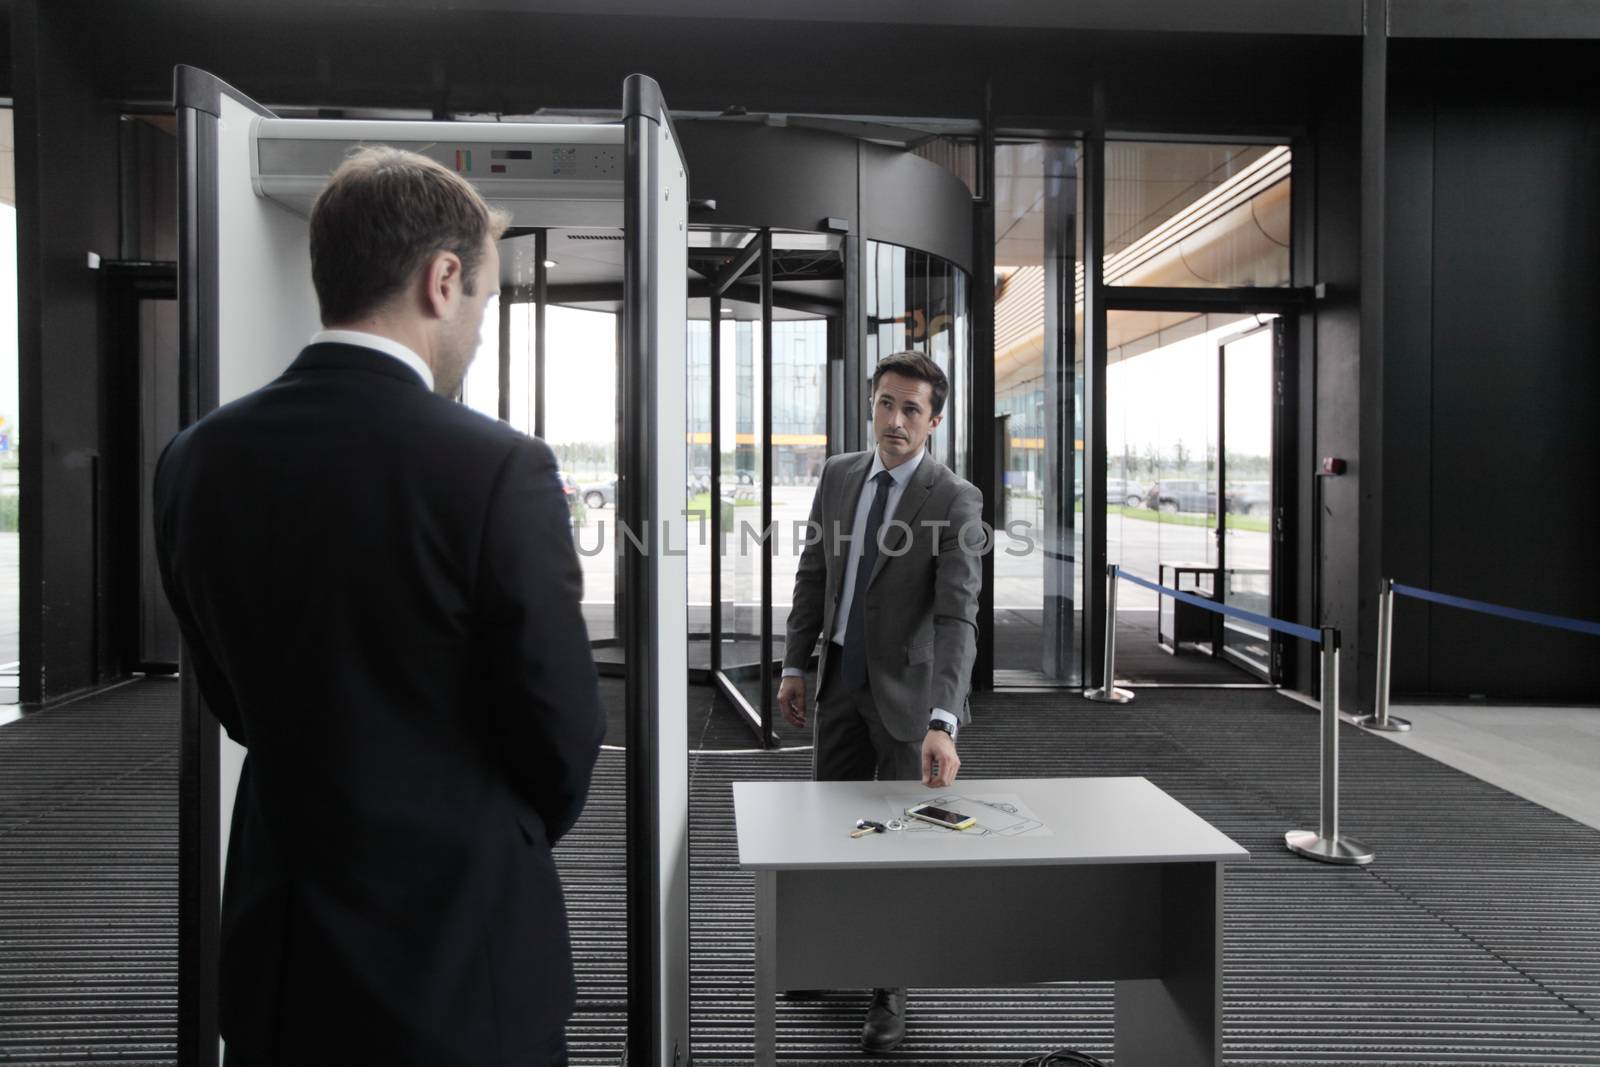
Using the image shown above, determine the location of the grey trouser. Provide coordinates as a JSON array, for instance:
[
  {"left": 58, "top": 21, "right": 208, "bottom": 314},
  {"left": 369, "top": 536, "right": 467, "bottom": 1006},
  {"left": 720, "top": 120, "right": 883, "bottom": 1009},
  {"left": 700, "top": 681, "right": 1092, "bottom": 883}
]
[{"left": 813, "top": 644, "right": 922, "bottom": 783}]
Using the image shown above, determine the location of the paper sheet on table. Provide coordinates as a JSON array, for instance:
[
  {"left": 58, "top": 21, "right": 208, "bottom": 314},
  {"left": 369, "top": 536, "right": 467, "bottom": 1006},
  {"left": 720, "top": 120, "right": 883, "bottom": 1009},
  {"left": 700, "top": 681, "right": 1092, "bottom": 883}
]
[{"left": 886, "top": 792, "right": 1052, "bottom": 837}]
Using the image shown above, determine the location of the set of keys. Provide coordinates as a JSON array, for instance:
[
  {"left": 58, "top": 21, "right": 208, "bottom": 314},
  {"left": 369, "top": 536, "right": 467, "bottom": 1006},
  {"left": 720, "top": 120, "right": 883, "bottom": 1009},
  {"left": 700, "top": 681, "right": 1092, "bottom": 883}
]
[{"left": 849, "top": 817, "right": 905, "bottom": 838}]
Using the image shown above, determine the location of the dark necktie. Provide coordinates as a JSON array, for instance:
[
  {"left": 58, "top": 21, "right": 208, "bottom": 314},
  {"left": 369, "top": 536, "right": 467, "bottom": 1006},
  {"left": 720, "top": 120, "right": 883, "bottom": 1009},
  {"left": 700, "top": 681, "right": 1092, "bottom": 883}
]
[{"left": 838, "top": 470, "right": 896, "bottom": 692}]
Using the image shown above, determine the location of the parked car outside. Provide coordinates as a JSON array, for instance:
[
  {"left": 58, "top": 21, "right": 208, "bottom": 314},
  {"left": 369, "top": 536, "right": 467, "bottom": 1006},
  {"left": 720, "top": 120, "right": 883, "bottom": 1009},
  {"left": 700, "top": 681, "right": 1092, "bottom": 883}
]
[
  {"left": 1144, "top": 479, "right": 1219, "bottom": 514},
  {"left": 581, "top": 474, "right": 617, "bottom": 509},
  {"left": 1107, "top": 478, "right": 1147, "bottom": 508},
  {"left": 1071, "top": 477, "right": 1146, "bottom": 506},
  {"left": 1226, "top": 481, "right": 1271, "bottom": 516}
]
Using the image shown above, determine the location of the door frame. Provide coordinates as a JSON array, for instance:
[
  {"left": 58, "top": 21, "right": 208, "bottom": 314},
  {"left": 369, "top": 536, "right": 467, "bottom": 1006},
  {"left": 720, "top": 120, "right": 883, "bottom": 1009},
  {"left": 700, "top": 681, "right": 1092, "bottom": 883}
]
[
  {"left": 1214, "top": 317, "right": 1280, "bottom": 682},
  {"left": 1100, "top": 287, "right": 1309, "bottom": 687}
]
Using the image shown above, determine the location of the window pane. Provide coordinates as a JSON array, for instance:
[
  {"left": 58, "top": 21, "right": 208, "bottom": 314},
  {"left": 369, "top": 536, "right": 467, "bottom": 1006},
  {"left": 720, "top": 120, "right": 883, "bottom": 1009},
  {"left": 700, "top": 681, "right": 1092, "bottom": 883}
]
[
  {"left": 545, "top": 306, "right": 618, "bottom": 642},
  {"left": 459, "top": 291, "right": 500, "bottom": 415},
  {"left": 992, "top": 141, "right": 1082, "bottom": 684},
  {"left": 720, "top": 320, "right": 766, "bottom": 710},
  {"left": 769, "top": 318, "right": 828, "bottom": 680},
  {"left": 1105, "top": 142, "right": 1291, "bottom": 288},
  {"left": 864, "top": 240, "right": 971, "bottom": 475},
  {"left": 1104, "top": 309, "right": 1254, "bottom": 641}
]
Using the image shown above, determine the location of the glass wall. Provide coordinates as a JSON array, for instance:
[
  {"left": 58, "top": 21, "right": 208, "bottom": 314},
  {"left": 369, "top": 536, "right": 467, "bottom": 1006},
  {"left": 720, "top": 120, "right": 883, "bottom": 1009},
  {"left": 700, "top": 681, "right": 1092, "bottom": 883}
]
[
  {"left": 707, "top": 230, "right": 839, "bottom": 741},
  {"left": 1104, "top": 142, "right": 1291, "bottom": 289},
  {"left": 864, "top": 241, "right": 972, "bottom": 479},
  {"left": 1097, "top": 140, "right": 1289, "bottom": 678},
  {"left": 718, "top": 316, "right": 764, "bottom": 711},
  {"left": 459, "top": 291, "right": 501, "bottom": 417},
  {"left": 1, "top": 109, "right": 17, "bottom": 705},
  {"left": 687, "top": 317, "right": 713, "bottom": 652},
  {"left": 505, "top": 301, "right": 537, "bottom": 436},
  {"left": 543, "top": 306, "right": 619, "bottom": 641},
  {"left": 767, "top": 316, "right": 828, "bottom": 681},
  {"left": 991, "top": 141, "right": 1083, "bottom": 683},
  {"left": 1220, "top": 323, "right": 1275, "bottom": 673},
  {"left": 1103, "top": 309, "right": 1275, "bottom": 665}
]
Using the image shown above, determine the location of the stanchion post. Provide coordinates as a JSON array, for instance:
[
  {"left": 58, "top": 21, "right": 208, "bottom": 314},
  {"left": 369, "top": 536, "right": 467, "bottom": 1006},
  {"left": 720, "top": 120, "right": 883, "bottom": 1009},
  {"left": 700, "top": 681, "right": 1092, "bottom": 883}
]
[
  {"left": 1286, "top": 627, "right": 1374, "bottom": 865},
  {"left": 1357, "top": 577, "right": 1411, "bottom": 732},
  {"left": 1083, "top": 563, "right": 1134, "bottom": 704}
]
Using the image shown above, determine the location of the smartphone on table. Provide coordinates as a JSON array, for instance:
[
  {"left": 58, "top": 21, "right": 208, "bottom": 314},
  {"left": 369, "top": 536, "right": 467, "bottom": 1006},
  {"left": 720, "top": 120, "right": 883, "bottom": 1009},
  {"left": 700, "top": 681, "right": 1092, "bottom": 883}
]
[{"left": 904, "top": 802, "right": 976, "bottom": 831}]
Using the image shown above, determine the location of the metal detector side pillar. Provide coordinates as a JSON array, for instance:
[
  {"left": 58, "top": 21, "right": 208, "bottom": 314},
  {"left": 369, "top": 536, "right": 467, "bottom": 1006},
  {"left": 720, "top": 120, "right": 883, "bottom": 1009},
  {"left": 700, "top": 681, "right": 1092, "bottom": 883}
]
[
  {"left": 1286, "top": 627, "right": 1375, "bottom": 865},
  {"left": 1084, "top": 563, "right": 1134, "bottom": 704},
  {"left": 1357, "top": 577, "right": 1411, "bottom": 732}
]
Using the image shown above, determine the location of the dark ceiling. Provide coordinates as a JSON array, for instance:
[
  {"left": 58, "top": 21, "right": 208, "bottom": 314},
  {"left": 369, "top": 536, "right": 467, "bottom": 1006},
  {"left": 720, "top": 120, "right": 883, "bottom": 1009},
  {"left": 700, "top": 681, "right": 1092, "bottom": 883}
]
[{"left": 24, "top": 0, "right": 1360, "bottom": 136}]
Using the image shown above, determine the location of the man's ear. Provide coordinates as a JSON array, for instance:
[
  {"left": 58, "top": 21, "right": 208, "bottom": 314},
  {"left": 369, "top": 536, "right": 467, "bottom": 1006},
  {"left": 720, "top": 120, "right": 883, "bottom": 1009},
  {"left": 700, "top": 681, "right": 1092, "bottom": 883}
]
[{"left": 422, "top": 249, "right": 464, "bottom": 319}]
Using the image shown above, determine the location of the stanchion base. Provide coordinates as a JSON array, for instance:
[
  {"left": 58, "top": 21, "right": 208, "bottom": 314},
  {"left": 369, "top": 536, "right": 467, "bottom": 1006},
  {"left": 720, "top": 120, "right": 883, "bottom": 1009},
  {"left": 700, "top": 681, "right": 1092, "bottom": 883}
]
[
  {"left": 1082, "top": 686, "right": 1135, "bottom": 704},
  {"left": 1285, "top": 830, "right": 1374, "bottom": 865},
  {"left": 1355, "top": 714, "right": 1411, "bottom": 732}
]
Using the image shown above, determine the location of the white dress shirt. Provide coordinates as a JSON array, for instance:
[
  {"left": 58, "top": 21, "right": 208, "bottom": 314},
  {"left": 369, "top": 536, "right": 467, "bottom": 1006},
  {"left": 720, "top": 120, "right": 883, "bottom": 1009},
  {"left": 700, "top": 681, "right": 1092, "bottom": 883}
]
[
  {"left": 785, "top": 447, "right": 957, "bottom": 732},
  {"left": 311, "top": 329, "right": 435, "bottom": 393}
]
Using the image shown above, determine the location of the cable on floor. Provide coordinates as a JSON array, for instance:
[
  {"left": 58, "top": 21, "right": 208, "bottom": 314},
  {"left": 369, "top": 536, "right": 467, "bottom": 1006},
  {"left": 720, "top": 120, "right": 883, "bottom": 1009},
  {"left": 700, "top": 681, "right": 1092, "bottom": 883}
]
[{"left": 1019, "top": 1051, "right": 1108, "bottom": 1067}]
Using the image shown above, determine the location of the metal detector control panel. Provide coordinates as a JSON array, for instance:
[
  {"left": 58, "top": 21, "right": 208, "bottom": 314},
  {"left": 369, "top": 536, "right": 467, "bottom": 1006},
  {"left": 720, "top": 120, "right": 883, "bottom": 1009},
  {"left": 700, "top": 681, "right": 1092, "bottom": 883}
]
[{"left": 252, "top": 119, "right": 625, "bottom": 224}]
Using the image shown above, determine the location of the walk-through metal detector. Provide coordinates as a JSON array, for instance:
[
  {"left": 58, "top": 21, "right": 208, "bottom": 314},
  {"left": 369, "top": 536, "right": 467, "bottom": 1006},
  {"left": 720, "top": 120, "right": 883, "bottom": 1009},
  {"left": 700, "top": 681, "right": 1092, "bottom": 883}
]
[{"left": 174, "top": 66, "right": 690, "bottom": 1066}]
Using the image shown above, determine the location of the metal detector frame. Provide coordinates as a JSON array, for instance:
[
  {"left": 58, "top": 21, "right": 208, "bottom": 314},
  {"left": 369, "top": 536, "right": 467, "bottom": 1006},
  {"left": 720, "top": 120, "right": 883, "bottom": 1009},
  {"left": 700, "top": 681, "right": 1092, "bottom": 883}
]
[{"left": 175, "top": 65, "right": 690, "bottom": 1067}]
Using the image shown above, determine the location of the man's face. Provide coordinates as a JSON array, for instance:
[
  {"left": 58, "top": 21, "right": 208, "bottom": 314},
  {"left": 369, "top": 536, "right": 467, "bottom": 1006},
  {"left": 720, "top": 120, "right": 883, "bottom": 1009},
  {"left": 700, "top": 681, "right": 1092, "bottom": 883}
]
[
  {"left": 871, "top": 371, "right": 942, "bottom": 467},
  {"left": 433, "top": 234, "right": 500, "bottom": 397}
]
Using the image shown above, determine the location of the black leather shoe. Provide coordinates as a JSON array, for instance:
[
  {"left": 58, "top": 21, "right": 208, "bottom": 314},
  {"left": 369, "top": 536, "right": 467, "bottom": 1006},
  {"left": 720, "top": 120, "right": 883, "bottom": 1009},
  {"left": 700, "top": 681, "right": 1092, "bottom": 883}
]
[{"left": 860, "top": 987, "right": 906, "bottom": 1052}]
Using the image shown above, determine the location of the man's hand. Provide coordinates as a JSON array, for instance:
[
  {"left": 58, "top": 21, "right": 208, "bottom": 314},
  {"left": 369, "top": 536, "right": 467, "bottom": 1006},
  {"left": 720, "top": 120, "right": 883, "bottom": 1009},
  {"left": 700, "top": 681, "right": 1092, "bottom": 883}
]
[
  {"left": 778, "top": 675, "right": 808, "bottom": 728},
  {"left": 922, "top": 729, "right": 960, "bottom": 788}
]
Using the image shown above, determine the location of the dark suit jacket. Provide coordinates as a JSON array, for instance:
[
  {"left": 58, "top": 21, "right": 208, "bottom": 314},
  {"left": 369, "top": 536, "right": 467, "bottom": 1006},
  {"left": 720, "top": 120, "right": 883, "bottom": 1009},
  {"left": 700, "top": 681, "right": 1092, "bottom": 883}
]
[
  {"left": 783, "top": 449, "right": 983, "bottom": 741},
  {"left": 154, "top": 342, "right": 605, "bottom": 1065}
]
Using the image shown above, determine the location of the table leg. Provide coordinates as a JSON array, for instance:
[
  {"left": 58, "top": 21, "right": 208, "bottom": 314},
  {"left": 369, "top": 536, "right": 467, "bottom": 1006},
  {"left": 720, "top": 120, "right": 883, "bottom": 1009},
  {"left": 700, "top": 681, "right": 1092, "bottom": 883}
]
[
  {"left": 1114, "top": 863, "right": 1221, "bottom": 1066},
  {"left": 754, "top": 869, "right": 776, "bottom": 1064}
]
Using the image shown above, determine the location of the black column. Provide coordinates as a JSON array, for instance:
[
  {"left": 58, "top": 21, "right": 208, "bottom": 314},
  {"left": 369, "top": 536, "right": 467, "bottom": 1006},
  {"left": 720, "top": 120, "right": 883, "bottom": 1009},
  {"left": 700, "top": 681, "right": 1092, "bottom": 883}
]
[
  {"left": 533, "top": 228, "right": 548, "bottom": 439},
  {"left": 1355, "top": 0, "right": 1389, "bottom": 712},
  {"left": 621, "top": 80, "right": 662, "bottom": 1067},
  {"left": 971, "top": 81, "right": 998, "bottom": 691},
  {"left": 1082, "top": 89, "right": 1110, "bottom": 688},
  {"left": 759, "top": 229, "right": 775, "bottom": 746}
]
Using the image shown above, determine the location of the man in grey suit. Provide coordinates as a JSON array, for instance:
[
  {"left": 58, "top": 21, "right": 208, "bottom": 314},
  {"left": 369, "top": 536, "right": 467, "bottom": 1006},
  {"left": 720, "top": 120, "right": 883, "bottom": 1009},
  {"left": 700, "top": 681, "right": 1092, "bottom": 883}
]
[{"left": 777, "top": 350, "right": 984, "bottom": 1052}]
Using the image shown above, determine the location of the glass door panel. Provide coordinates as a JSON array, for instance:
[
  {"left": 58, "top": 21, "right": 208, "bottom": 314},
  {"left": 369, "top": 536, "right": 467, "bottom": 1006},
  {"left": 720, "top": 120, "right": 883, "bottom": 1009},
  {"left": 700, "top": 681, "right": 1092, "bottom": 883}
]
[
  {"left": 1220, "top": 321, "right": 1276, "bottom": 675},
  {"left": 460, "top": 291, "right": 501, "bottom": 416},
  {"left": 1106, "top": 310, "right": 1253, "bottom": 651},
  {"left": 687, "top": 317, "right": 713, "bottom": 663},
  {"left": 865, "top": 241, "right": 973, "bottom": 477},
  {"left": 991, "top": 141, "right": 1080, "bottom": 683},
  {"left": 505, "top": 301, "right": 537, "bottom": 436},
  {"left": 544, "top": 305, "right": 619, "bottom": 642},
  {"left": 768, "top": 316, "right": 828, "bottom": 667},
  {"left": 718, "top": 316, "right": 765, "bottom": 710}
]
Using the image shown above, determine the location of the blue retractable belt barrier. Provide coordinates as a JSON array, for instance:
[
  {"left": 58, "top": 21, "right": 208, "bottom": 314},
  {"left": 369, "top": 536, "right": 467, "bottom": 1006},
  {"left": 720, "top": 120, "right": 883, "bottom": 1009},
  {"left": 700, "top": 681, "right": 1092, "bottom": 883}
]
[
  {"left": 1391, "top": 582, "right": 1600, "bottom": 638},
  {"left": 1117, "top": 568, "right": 1325, "bottom": 645}
]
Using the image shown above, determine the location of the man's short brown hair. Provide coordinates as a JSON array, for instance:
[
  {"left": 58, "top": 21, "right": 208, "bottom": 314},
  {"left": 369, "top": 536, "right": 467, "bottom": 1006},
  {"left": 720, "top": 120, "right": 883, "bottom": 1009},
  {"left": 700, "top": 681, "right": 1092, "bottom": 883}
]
[
  {"left": 309, "top": 146, "right": 511, "bottom": 326},
  {"left": 870, "top": 351, "right": 950, "bottom": 416}
]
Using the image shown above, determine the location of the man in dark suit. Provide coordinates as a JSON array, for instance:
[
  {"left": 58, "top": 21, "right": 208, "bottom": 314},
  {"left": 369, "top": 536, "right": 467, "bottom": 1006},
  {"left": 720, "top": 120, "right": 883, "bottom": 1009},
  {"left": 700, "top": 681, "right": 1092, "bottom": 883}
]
[
  {"left": 777, "top": 350, "right": 984, "bottom": 1052},
  {"left": 154, "top": 146, "right": 605, "bottom": 1066}
]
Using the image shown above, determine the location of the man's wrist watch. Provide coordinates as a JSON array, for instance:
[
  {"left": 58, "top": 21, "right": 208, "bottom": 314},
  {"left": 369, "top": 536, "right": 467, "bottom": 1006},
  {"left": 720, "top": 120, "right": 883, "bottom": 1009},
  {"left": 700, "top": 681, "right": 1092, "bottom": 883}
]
[{"left": 927, "top": 718, "right": 958, "bottom": 743}]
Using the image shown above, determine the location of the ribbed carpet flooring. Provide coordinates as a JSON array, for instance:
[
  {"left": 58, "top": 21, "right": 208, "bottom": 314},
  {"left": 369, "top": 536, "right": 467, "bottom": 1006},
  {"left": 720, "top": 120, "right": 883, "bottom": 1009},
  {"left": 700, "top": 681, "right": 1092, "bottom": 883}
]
[
  {"left": 2, "top": 678, "right": 1599, "bottom": 1065},
  {"left": 0, "top": 681, "right": 179, "bottom": 1066}
]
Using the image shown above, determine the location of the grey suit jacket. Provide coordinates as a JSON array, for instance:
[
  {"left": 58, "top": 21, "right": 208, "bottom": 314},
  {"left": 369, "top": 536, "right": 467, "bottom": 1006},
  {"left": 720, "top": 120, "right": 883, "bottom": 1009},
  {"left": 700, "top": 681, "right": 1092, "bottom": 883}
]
[{"left": 784, "top": 449, "right": 984, "bottom": 741}]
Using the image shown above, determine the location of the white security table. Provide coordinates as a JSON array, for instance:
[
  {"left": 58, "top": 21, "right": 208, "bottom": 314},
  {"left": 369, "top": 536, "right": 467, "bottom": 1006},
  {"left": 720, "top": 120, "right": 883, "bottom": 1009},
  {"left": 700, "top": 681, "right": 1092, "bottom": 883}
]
[{"left": 734, "top": 777, "right": 1248, "bottom": 1064}]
